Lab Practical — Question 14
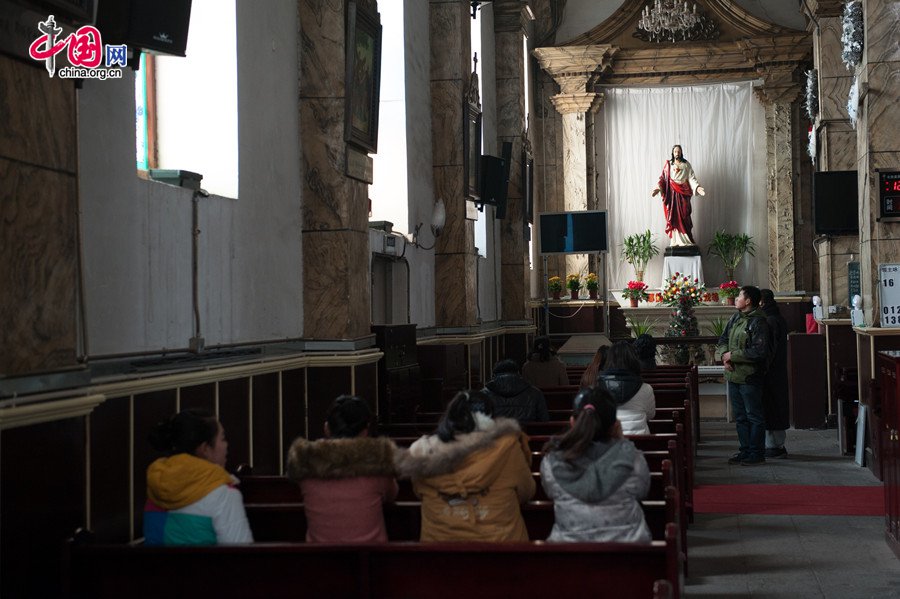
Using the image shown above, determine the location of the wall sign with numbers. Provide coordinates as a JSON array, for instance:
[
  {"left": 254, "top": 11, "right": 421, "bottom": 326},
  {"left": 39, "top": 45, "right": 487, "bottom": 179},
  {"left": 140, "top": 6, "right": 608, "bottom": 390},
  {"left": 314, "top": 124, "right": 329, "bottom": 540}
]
[
  {"left": 879, "top": 170, "right": 900, "bottom": 222},
  {"left": 880, "top": 264, "right": 900, "bottom": 328}
]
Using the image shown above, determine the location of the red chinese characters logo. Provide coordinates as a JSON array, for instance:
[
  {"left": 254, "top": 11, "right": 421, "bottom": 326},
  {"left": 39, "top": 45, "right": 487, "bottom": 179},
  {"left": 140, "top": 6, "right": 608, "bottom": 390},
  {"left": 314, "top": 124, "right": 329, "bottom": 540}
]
[{"left": 28, "top": 16, "right": 103, "bottom": 77}]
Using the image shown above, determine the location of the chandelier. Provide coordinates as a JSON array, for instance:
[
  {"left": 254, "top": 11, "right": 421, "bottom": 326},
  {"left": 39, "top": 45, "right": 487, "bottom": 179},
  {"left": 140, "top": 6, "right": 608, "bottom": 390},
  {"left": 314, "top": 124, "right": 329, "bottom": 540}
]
[{"left": 638, "top": 0, "right": 700, "bottom": 42}]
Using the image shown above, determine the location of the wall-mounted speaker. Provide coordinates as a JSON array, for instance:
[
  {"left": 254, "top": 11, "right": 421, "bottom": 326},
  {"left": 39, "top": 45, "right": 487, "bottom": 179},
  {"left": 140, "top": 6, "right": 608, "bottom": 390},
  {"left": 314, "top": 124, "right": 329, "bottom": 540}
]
[
  {"left": 478, "top": 142, "right": 511, "bottom": 219},
  {"left": 96, "top": 0, "right": 193, "bottom": 57}
]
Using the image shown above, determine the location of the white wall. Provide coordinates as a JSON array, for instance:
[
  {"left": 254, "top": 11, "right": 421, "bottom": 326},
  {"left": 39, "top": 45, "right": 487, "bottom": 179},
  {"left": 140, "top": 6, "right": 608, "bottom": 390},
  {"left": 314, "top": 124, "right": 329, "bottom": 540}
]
[{"left": 78, "top": 0, "right": 303, "bottom": 356}]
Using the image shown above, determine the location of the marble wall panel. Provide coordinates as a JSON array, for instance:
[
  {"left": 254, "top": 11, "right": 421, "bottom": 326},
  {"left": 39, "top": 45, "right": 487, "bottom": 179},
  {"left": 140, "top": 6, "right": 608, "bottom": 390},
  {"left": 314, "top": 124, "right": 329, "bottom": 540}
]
[
  {"left": 0, "top": 55, "right": 75, "bottom": 173},
  {"left": 433, "top": 164, "right": 476, "bottom": 254},
  {"left": 429, "top": 0, "right": 467, "bottom": 82},
  {"left": 561, "top": 112, "right": 587, "bottom": 212},
  {"left": 822, "top": 125, "right": 858, "bottom": 170},
  {"left": 303, "top": 229, "right": 371, "bottom": 339},
  {"left": 501, "top": 262, "right": 527, "bottom": 320},
  {"left": 0, "top": 158, "right": 78, "bottom": 375},
  {"left": 494, "top": 32, "right": 523, "bottom": 80},
  {"left": 793, "top": 106, "right": 816, "bottom": 293},
  {"left": 430, "top": 79, "right": 464, "bottom": 167},
  {"left": 301, "top": 98, "right": 355, "bottom": 231},
  {"left": 298, "top": 0, "right": 345, "bottom": 97},
  {"left": 765, "top": 101, "right": 796, "bottom": 291},
  {"left": 435, "top": 252, "right": 477, "bottom": 326},
  {"left": 865, "top": 61, "right": 900, "bottom": 155},
  {"left": 819, "top": 75, "right": 853, "bottom": 121},
  {"left": 858, "top": 158, "right": 874, "bottom": 245},
  {"left": 496, "top": 83, "right": 525, "bottom": 139},
  {"left": 815, "top": 16, "right": 846, "bottom": 78},
  {"left": 817, "top": 235, "right": 858, "bottom": 307},
  {"left": 866, "top": 0, "right": 900, "bottom": 64}
]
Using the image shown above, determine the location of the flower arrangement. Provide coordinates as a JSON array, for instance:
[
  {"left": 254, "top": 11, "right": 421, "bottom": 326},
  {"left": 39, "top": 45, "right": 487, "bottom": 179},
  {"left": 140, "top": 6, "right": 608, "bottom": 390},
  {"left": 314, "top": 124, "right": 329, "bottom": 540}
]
[
  {"left": 622, "top": 280, "right": 649, "bottom": 302},
  {"left": 585, "top": 272, "right": 599, "bottom": 291},
  {"left": 719, "top": 280, "right": 740, "bottom": 299},
  {"left": 566, "top": 274, "right": 582, "bottom": 292},
  {"left": 548, "top": 276, "right": 562, "bottom": 293},
  {"left": 841, "top": 0, "right": 863, "bottom": 71},
  {"left": 661, "top": 273, "right": 706, "bottom": 307}
]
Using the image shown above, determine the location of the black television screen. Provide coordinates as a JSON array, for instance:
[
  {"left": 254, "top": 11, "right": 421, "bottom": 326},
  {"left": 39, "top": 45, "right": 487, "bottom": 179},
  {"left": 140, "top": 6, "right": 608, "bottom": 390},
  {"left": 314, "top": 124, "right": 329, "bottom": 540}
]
[
  {"left": 539, "top": 211, "right": 608, "bottom": 255},
  {"left": 814, "top": 170, "right": 858, "bottom": 235}
]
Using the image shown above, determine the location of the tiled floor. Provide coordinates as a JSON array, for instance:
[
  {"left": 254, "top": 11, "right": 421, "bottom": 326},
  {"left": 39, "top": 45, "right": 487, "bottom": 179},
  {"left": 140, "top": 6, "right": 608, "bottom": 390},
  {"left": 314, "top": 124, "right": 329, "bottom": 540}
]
[{"left": 686, "top": 421, "right": 900, "bottom": 598}]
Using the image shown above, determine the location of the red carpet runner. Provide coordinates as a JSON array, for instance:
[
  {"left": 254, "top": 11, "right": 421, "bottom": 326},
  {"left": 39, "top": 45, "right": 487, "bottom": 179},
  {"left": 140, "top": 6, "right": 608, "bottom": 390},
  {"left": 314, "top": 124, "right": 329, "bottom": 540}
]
[{"left": 694, "top": 484, "right": 884, "bottom": 516}]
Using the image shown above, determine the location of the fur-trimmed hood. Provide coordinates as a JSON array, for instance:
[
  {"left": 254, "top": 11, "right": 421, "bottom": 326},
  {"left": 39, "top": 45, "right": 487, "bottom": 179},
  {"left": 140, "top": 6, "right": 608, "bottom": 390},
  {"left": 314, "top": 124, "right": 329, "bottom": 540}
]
[
  {"left": 394, "top": 417, "right": 524, "bottom": 480},
  {"left": 286, "top": 436, "right": 397, "bottom": 481}
]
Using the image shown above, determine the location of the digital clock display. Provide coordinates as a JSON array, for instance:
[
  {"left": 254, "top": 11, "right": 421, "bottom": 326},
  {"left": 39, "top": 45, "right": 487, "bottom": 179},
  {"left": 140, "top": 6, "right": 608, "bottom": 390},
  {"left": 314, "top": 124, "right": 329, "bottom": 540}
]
[{"left": 880, "top": 170, "right": 900, "bottom": 221}]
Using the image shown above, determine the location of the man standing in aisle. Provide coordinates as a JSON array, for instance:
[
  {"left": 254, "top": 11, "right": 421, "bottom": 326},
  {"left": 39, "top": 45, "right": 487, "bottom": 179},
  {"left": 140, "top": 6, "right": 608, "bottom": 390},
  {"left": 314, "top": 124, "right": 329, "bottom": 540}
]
[
  {"left": 716, "top": 286, "right": 771, "bottom": 466},
  {"left": 760, "top": 289, "right": 790, "bottom": 458}
]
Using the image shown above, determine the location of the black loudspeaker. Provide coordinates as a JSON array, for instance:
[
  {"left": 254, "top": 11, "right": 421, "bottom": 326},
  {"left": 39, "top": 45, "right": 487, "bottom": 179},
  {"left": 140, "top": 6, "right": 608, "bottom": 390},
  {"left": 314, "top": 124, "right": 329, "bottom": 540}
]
[
  {"left": 478, "top": 144, "right": 511, "bottom": 219},
  {"left": 96, "top": 0, "right": 193, "bottom": 57}
]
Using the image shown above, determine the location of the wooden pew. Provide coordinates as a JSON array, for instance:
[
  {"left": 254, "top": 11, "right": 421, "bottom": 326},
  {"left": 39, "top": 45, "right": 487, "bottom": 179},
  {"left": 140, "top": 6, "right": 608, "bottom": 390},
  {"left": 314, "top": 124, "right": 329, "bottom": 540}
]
[
  {"left": 237, "top": 458, "right": 680, "bottom": 545},
  {"left": 65, "top": 525, "right": 684, "bottom": 599}
]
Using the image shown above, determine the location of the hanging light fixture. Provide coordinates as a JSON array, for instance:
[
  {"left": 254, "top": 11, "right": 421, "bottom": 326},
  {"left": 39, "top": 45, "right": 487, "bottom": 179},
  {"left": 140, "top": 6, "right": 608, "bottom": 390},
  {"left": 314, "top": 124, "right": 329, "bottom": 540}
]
[{"left": 638, "top": 0, "right": 700, "bottom": 42}]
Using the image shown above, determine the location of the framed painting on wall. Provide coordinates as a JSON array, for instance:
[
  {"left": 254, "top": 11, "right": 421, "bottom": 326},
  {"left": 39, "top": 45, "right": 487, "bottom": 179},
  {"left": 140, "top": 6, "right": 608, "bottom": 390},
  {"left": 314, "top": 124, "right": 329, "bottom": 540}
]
[{"left": 345, "top": 2, "right": 382, "bottom": 153}]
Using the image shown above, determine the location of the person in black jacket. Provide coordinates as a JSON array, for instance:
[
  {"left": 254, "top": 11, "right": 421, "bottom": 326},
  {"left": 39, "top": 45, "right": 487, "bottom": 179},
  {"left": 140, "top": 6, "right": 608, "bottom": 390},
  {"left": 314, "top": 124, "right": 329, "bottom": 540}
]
[
  {"left": 760, "top": 289, "right": 790, "bottom": 458},
  {"left": 483, "top": 359, "right": 550, "bottom": 423},
  {"left": 595, "top": 342, "right": 656, "bottom": 435}
]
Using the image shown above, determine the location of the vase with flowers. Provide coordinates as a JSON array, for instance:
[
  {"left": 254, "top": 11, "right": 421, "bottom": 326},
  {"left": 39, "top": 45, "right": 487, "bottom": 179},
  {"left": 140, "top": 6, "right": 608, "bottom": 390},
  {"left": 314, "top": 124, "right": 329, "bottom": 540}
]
[
  {"left": 566, "top": 274, "right": 582, "bottom": 300},
  {"left": 548, "top": 276, "right": 563, "bottom": 300},
  {"left": 586, "top": 272, "right": 599, "bottom": 299},
  {"left": 719, "top": 280, "right": 740, "bottom": 305},
  {"left": 661, "top": 273, "right": 706, "bottom": 364},
  {"left": 622, "top": 281, "right": 649, "bottom": 307}
]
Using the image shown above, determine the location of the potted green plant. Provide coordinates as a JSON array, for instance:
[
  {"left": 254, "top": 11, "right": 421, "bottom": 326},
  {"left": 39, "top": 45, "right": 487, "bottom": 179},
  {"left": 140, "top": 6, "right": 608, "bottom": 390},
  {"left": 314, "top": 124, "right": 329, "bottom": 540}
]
[
  {"left": 566, "top": 274, "right": 582, "bottom": 300},
  {"left": 585, "top": 272, "right": 599, "bottom": 299},
  {"left": 548, "top": 276, "right": 562, "bottom": 300},
  {"left": 707, "top": 231, "right": 756, "bottom": 281},
  {"left": 622, "top": 280, "right": 649, "bottom": 307},
  {"left": 627, "top": 317, "right": 659, "bottom": 338},
  {"left": 705, "top": 316, "right": 729, "bottom": 338},
  {"left": 622, "top": 230, "right": 659, "bottom": 282}
]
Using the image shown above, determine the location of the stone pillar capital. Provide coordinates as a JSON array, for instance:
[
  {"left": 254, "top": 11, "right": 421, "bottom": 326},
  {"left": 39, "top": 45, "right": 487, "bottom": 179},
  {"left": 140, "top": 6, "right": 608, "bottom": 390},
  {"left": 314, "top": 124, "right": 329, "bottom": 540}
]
[
  {"left": 550, "top": 92, "right": 604, "bottom": 115},
  {"left": 493, "top": 0, "right": 534, "bottom": 33},
  {"left": 753, "top": 65, "right": 803, "bottom": 106},
  {"left": 533, "top": 45, "right": 617, "bottom": 95}
]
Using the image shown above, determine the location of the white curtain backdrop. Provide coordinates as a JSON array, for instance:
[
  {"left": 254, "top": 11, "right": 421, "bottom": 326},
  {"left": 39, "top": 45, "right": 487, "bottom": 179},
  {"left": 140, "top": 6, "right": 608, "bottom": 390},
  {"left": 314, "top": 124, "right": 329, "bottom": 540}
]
[{"left": 602, "top": 82, "right": 768, "bottom": 292}]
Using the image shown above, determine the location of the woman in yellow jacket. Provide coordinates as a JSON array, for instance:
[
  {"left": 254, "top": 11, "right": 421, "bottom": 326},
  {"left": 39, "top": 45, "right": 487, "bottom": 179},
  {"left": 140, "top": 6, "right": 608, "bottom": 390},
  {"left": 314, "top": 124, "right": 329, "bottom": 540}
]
[{"left": 395, "top": 391, "right": 535, "bottom": 541}]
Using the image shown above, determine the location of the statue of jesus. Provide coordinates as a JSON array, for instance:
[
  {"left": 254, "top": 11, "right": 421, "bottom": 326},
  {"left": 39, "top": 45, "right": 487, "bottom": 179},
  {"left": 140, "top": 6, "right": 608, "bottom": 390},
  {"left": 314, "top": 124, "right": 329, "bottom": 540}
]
[{"left": 651, "top": 144, "right": 705, "bottom": 246}]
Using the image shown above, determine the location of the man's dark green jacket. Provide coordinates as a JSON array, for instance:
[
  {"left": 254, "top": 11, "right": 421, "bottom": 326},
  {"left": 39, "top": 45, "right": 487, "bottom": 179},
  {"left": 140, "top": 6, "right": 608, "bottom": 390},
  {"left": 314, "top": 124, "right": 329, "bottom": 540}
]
[{"left": 715, "top": 308, "right": 771, "bottom": 385}]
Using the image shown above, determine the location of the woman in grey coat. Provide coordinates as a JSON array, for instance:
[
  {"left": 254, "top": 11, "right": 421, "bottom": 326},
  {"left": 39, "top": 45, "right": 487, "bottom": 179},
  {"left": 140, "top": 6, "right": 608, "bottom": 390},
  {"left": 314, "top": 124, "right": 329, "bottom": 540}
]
[{"left": 540, "top": 386, "right": 651, "bottom": 543}]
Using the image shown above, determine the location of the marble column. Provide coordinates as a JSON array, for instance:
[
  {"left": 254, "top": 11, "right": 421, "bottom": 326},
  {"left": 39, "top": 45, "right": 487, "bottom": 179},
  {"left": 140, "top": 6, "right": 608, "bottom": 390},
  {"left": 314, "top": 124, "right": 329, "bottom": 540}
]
[
  {"left": 534, "top": 45, "right": 615, "bottom": 278},
  {"left": 755, "top": 68, "right": 802, "bottom": 292},
  {"left": 493, "top": 0, "right": 532, "bottom": 321},
  {"left": 430, "top": 0, "right": 477, "bottom": 327},
  {"left": 810, "top": 0, "right": 859, "bottom": 308},
  {"left": 857, "top": 0, "right": 900, "bottom": 326},
  {"left": 0, "top": 55, "right": 78, "bottom": 374},
  {"left": 299, "top": 0, "right": 373, "bottom": 340}
]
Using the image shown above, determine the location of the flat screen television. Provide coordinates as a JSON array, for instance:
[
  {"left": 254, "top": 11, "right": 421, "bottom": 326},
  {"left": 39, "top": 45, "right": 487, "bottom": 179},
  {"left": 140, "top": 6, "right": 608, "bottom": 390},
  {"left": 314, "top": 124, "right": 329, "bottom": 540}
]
[
  {"left": 813, "top": 170, "right": 858, "bottom": 235},
  {"left": 539, "top": 211, "right": 608, "bottom": 255}
]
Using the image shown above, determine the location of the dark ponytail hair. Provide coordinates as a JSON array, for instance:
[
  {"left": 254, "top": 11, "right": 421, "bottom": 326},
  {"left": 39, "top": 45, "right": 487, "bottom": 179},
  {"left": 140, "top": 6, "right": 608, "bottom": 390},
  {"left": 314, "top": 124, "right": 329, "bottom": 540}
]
[
  {"left": 326, "top": 395, "right": 371, "bottom": 438},
  {"left": 148, "top": 409, "right": 219, "bottom": 456},
  {"left": 436, "top": 390, "right": 494, "bottom": 442},
  {"left": 544, "top": 386, "right": 617, "bottom": 463},
  {"left": 530, "top": 336, "right": 553, "bottom": 362}
]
